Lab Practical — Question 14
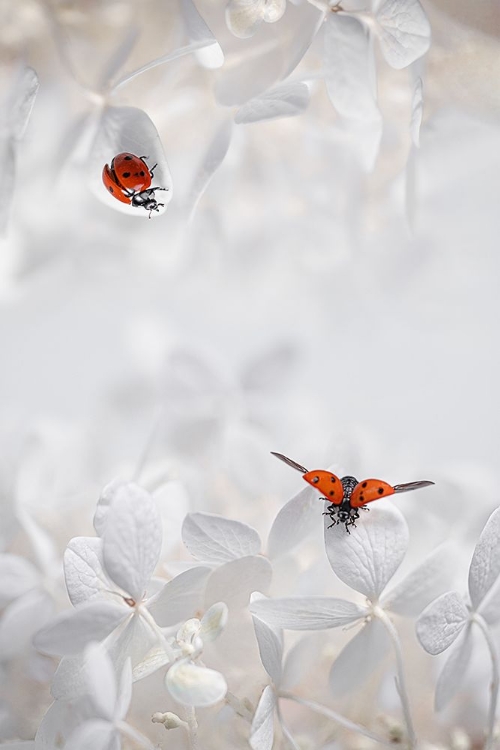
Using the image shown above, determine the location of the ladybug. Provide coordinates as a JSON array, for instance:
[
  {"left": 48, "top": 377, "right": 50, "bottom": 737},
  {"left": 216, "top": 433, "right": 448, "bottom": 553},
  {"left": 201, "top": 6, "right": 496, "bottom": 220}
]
[
  {"left": 102, "top": 152, "right": 167, "bottom": 217},
  {"left": 271, "top": 452, "right": 434, "bottom": 532}
]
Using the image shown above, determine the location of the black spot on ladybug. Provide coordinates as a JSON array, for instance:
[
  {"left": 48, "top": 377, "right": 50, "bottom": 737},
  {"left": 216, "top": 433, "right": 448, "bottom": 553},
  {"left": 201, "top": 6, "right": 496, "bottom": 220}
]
[
  {"left": 312, "top": 476, "right": 319, "bottom": 484},
  {"left": 331, "top": 476, "right": 336, "bottom": 482},
  {"left": 124, "top": 155, "right": 132, "bottom": 160},
  {"left": 362, "top": 482, "right": 367, "bottom": 488},
  {"left": 329, "top": 491, "right": 335, "bottom": 496},
  {"left": 109, "top": 186, "right": 114, "bottom": 193},
  {"left": 122, "top": 172, "right": 131, "bottom": 178},
  {"left": 359, "top": 494, "right": 364, "bottom": 501},
  {"left": 378, "top": 487, "right": 384, "bottom": 494},
  {"left": 140, "top": 171, "right": 145, "bottom": 176}
]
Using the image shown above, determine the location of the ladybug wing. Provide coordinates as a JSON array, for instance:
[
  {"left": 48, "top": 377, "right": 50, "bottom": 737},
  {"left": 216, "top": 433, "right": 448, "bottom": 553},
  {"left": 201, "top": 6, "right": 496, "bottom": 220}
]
[
  {"left": 303, "top": 469, "right": 344, "bottom": 506},
  {"left": 393, "top": 480, "right": 435, "bottom": 493},
  {"left": 102, "top": 164, "right": 131, "bottom": 204},
  {"left": 350, "top": 479, "right": 395, "bottom": 508},
  {"left": 112, "top": 153, "right": 152, "bottom": 192}
]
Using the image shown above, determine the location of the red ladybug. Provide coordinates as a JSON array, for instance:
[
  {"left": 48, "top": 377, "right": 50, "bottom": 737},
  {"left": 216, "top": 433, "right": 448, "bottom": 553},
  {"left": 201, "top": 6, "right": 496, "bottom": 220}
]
[
  {"left": 102, "top": 152, "right": 167, "bottom": 217},
  {"left": 271, "top": 452, "right": 434, "bottom": 532}
]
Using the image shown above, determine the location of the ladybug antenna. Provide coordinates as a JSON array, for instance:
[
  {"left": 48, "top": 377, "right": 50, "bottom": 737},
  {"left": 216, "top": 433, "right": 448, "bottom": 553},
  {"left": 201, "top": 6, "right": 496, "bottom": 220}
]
[
  {"left": 271, "top": 452, "right": 309, "bottom": 474},
  {"left": 393, "top": 480, "right": 435, "bottom": 493}
]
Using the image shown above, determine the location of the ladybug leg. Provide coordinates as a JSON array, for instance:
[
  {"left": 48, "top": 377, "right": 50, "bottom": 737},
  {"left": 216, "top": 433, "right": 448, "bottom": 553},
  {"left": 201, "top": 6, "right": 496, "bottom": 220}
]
[{"left": 148, "top": 163, "right": 158, "bottom": 177}]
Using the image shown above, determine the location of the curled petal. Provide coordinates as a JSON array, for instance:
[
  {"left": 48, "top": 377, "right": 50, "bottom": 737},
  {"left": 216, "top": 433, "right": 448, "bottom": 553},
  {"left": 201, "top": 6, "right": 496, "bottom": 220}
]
[
  {"left": 251, "top": 595, "right": 283, "bottom": 684},
  {"left": 468, "top": 506, "right": 500, "bottom": 612},
  {"left": 416, "top": 591, "right": 469, "bottom": 655},
  {"left": 250, "top": 686, "right": 276, "bottom": 750},
  {"left": 325, "top": 502, "right": 408, "bottom": 600},
  {"left": 166, "top": 660, "right": 227, "bottom": 707},
  {"left": 200, "top": 602, "right": 228, "bottom": 643}
]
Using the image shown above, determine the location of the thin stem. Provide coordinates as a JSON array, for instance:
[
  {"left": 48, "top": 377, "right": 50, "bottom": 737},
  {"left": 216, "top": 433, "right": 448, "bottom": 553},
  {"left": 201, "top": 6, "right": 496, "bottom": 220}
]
[
  {"left": 373, "top": 607, "right": 417, "bottom": 749},
  {"left": 184, "top": 706, "right": 199, "bottom": 750},
  {"left": 225, "top": 690, "right": 254, "bottom": 722},
  {"left": 279, "top": 692, "right": 393, "bottom": 746},
  {"left": 472, "top": 613, "right": 499, "bottom": 750}
]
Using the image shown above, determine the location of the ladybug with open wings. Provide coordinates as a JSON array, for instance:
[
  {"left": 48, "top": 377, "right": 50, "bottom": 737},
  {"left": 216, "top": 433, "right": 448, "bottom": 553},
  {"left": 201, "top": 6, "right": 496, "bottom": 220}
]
[
  {"left": 272, "top": 452, "right": 434, "bottom": 532},
  {"left": 102, "top": 152, "right": 167, "bottom": 217}
]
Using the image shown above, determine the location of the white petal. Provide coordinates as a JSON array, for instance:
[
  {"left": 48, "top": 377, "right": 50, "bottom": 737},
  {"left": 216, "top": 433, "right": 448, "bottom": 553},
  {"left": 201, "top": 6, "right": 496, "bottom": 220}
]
[
  {"left": 200, "top": 602, "right": 229, "bottom": 643},
  {"left": 51, "top": 655, "right": 87, "bottom": 701},
  {"left": 0, "top": 553, "right": 39, "bottom": 606},
  {"left": 262, "top": 0, "right": 286, "bottom": 23},
  {"left": 182, "top": 512, "right": 261, "bottom": 564},
  {"left": 146, "top": 567, "right": 211, "bottom": 627},
  {"left": 186, "top": 118, "right": 233, "bottom": 221},
  {"left": 416, "top": 591, "right": 469, "bottom": 655},
  {"left": 106, "top": 612, "right": 158, "bottom": 677},
  {"left": 250, "top": 597, "right": 365, "bottom": 630},
  {"left": 324, "top": 13, "right": 380, "bottom": 122},
  {"left": 226, "top": 0, "right": 266, "bottom": 39},
  {"left": 250, "top": 686, "right": 276, "bottom": 750},
  {"left": 33, "top": 601, "right": 127, "bottom": 656},
  {"left": 88, "top": 107, "right": 172, "bottom": 218},
  {"left": 468, "top": 506, "right": 500, "bottom": 611},
  {"left": 181, "top": 0, "right": 224, "bottom": 69},
  {"left": 64, "top": 537, "right": 112, "bottom": 606},
  {"left": 382, "top": 544, "right": 455, "bottom": 617},
  {"left": 204, "top": 556, "right": 272, "bottom": 611},
  {"left": 325, "top": 502, "right": 408, "bottom": 600},
  {"left": 0, "top": 589, "right": 53, "bottom": 659},
  {"left": 235, "top": 82, "right": 310, "bottom": 125},
  {"left": 116, "top": 657, "right": 133, "bottom": 719},
  {"left": 410, "top": 77, "right": 423, "bottom": 148},
  {"left": 65, "top": 720, "right": 117, "bottom": 750},
  {"left": 166, "top": 660, "right": 227, "bottom": 707},
  {"left": 85, "top": 643, "right": 117, "bottom": 722},
  {"left": 35, "top": 699, "right": 82, "bottom": 748},
  {"left": 280, "top": 633, "right": 322, "bottom": 691},
  {"left": 267, "top": 487, "right": 322, "bottom": 559},
  {"left": 435, "top": 625, "right": 473, "bottom": 711},
  {"left": 102, "top": 483, "right": 162, "bottom": 602},
  {"left": 375, "top": 0, "right": 431, "bottom": 69},
  {"left": 98, "top": 27, "right": 138, "bottom": 90},
  {"left": 329, "top": 619, "right": 390, "bottom": 696},
  {"left": 251, "top": 596, "right": 283, "bottom": 684},
  {"left": 132, "top": 645, "right": 171, "bottom": 682}
]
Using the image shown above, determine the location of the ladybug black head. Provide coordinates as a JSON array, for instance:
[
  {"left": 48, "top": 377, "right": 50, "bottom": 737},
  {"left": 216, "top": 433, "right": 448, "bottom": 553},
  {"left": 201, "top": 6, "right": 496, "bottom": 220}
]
[{"left": 340, "top": 476, "right": 358, "bottom": 501}]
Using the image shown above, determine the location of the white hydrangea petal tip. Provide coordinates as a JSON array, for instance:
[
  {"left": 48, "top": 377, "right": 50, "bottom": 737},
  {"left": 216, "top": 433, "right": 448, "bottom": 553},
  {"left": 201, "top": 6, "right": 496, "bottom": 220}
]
[
  {"left": 102, "top": 482, "right": 162, "bottom": 602},
  {"left": 166, "top": 660, "right": 228, "bottom": 706},
  {"left": 375, "top": 0, "right": 431, "bottom": 69},
  {"left": 416, "top": 591, "right": 469, "bottom": 655},
  {"left": 200, "top": 602, "right": 228, "bottom": 642},
  {"left": 250, "top": 596, "right": 365, "bottom": 630},
  {"left": 226, "top": 0, "right": 265, "bottom": 38},
  {"left": 250, "top": 686, "right": 276, "bottom": 750},
  {"left": 268, "top": 487, "right": 321, "bottom": 559},
  {"left": 252, "top": 610, "right": 283, "bottom": 685},
  {"left": 468, "top": 506, "right": 500, "bottom": 612},
  {"left": 182, "top": 512, "right": 261, "bottom": 564},
  {"left": 88, "top": 107, "right": 172, "bottom": 218},
  {"left": 234, "top": 82, "right": 310, "bottom": 125},
  {"left": 64, "top": 536, "right": 109, "bottom": 606},
  {"left": 325, "top": 503, "right": 409, "bottom": 600}
]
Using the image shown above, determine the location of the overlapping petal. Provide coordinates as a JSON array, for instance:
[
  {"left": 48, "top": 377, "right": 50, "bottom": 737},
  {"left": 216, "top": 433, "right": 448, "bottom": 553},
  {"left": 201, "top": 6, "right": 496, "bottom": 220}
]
[
  {"left": 468, "top": 506, "right": 500, "bottom": 612},
  {"left": 250, "top": 596, "right": 365, "bottom": 630},
  {"left": 416, "top": 591, "right": 469, "bottom": 655},
  {"left": 183, "top": 512, "right": 261, "bottom": 564},
  {"left": 166, "top": 660, "right": 227, "bottom": 706},
  {"left": 249, "top": 686, "right": 276, "bottom": 750}
]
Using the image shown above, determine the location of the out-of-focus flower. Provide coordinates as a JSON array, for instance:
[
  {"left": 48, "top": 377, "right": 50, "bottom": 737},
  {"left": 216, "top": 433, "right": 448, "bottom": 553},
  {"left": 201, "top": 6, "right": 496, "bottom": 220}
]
[
  {"left": 417, "top": 506, "right": 500, "bottom": 728},
  {"left": 226, "top": 0, "right": 287, "bottom": 38}
]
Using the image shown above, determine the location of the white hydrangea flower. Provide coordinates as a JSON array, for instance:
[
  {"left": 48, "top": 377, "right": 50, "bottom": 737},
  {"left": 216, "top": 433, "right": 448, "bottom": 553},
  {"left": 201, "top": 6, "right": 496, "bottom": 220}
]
[
  {"left": 226, "top": 0, "right": 287, "bottom": 39},
  {"left": 34, "top": 482, "right": 212, "bottom": 695},
  {"left": 416, "top": 507, "right": 500, "bottom": 745},
  {"left": 251, "top": 503, "right": 453, "bottom": 746}
]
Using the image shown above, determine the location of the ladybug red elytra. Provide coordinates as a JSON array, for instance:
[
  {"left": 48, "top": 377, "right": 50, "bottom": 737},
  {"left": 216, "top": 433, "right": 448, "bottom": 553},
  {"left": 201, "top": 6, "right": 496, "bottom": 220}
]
[
  {"left": 271, "top": 452, "right": 434, "bottom": 532},
  {"left": 102, "top": 152, "right": 167, "bottom": 217}
]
